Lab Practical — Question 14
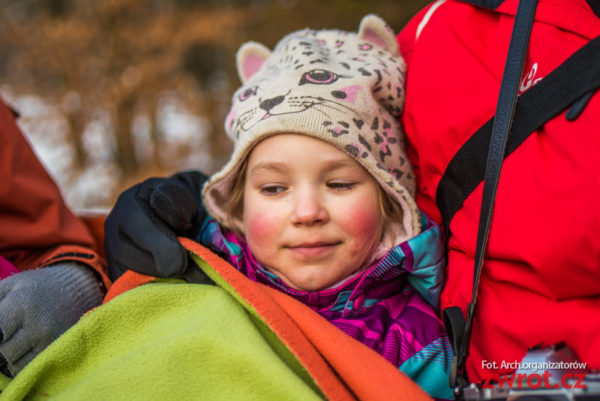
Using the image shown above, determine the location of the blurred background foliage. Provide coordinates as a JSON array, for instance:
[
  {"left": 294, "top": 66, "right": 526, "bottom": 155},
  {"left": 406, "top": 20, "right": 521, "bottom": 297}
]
[{"left": 0, "top": 0, "right": 430, "bottom": 211}]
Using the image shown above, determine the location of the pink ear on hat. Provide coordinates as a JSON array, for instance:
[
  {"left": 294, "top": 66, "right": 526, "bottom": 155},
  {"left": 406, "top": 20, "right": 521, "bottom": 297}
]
[
  {"left": 236, "top": 41, "right": 272, "bottom": 84},
  {"left": 357, "top": 14, "right": 399, "bottom": 56}
]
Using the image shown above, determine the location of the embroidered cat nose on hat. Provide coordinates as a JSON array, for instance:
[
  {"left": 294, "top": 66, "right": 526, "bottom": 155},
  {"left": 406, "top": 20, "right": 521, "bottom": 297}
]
[{"left": 203, "top": 14, "right": 421, "bottom": 244}]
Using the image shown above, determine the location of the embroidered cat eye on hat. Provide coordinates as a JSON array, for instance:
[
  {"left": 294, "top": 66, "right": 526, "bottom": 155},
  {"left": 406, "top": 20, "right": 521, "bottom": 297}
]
[{"left": 203, "top": 14, "right": 422, "bottom": 244}]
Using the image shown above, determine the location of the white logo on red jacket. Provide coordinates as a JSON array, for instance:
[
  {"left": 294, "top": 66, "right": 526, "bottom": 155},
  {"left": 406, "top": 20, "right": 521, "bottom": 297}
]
[{"left": 520, "top": 62, "right": 544, "bottom": 93}]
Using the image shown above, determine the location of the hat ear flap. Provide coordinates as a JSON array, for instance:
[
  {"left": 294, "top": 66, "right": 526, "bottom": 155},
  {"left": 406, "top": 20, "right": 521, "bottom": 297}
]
[
  {"left": 236, "top": 41, "right": 271, "bottom": 84},
  {"left": 357, "top": 14, "right": 399, "bottom": 56}
]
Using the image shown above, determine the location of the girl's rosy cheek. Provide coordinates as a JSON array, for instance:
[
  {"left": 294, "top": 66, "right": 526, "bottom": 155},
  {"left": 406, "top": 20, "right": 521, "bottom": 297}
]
[
  {"left": 341, "top": 204, "right": 381, "bottom": 236},
  {"left": 245, "top": 211, "right": 278, "bottom": 243}
]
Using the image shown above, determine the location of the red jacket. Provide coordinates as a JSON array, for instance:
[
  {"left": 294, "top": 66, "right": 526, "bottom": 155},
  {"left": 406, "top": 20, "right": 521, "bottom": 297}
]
[
  {"left": 0, "top": 97, "right": 110, "bottom": 288},
  {"left": 398, "top": 0, "right": 600, "bottom": 383}
]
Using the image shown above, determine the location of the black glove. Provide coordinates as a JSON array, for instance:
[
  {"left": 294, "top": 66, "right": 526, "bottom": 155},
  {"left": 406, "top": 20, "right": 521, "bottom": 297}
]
[
  {"left": 105, "top": 170, "right": 209, "bottom": 280},
  {"left": 0, "top": 263, "right": 104, "bottom": 377}
]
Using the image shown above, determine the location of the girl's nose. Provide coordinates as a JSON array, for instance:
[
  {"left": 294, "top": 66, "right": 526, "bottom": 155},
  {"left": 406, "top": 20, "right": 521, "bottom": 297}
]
[{"left": 290, "top": 190, "right": 329, "bottom": 226}]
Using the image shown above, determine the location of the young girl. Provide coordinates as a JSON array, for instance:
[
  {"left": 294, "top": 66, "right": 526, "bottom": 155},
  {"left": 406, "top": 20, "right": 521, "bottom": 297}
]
[{"left": 107, "top": 15, "right": 453, "bottom": 400}]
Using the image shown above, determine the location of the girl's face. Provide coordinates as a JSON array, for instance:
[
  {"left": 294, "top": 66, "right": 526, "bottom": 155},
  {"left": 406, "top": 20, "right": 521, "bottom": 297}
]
[{"left": 242, "top": 134, "right": 383, "bottom": 291}]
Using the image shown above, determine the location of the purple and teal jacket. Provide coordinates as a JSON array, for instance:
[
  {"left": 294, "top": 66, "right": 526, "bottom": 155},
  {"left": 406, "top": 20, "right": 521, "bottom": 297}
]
[{"left": 198, "top": 212, "right": 454, "bottom": 400}]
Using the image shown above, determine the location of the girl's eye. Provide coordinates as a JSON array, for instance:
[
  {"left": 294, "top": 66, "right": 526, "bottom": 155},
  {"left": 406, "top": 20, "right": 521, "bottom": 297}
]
[
  {"left": 238, "top": 86, "right": 258, "bottom": 101},
  {"left": 299, "top": 69, "right": 340, "bottom": 85},
  {"left": 327, "top": 181, "right": 356, "bottom": 190},
  {"left": 260, "top": 184, "right": 287, "bottom": 195}
]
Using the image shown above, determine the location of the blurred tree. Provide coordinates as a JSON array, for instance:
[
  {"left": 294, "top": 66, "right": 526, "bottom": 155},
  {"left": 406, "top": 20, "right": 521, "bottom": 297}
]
[
  {"left": 0, "top": 0, "right": 431, "bottom": 209},
  {"left": 0, "top": 0, "right": 241, "bottom": 182}
]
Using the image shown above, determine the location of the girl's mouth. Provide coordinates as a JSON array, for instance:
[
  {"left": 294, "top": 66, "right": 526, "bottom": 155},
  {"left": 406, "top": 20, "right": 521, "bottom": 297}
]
[{"left": 285, "top": 242, "right": 341, "bottom": 258}]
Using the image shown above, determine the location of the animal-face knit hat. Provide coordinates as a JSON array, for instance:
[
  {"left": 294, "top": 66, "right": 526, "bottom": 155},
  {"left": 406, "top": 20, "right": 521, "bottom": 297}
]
[{"left": 203, "top": 14, "right": 421, "bottom": 244}]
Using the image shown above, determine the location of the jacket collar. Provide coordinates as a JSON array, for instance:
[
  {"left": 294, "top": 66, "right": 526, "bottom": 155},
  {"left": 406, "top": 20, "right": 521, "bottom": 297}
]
[
  {"left": 457, "top": 0, "right": 600, "bottom": 38},
  {"left": 201, "top": 212, "right": 444, "bottom": 314},
  {"left": 461, "top": 0, "right": 600, "bottom": 18},
  {"left": 248, "top": 213, "right": 445, "bottom": 315}
]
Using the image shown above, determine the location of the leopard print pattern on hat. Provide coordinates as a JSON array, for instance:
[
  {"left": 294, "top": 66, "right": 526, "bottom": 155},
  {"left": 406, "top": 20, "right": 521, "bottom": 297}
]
[{"left": 204, "top": 15, "right": 421, "bottom": 241}]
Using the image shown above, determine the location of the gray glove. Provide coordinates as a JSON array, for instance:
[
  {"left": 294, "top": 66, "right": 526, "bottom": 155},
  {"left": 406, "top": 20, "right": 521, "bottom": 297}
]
[{"left": 0, "top": 263, "right": 104, "bottom": 377}]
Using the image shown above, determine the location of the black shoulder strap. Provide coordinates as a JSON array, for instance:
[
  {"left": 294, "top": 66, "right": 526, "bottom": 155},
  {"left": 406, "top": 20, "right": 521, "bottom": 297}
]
[
  {"left": 588, "top": 0, "right": 600, "bottom": 17},
  {"left": 447, "top": 1, "right": 538, "bottom": 392},
  {"left": 436, "top": 35, "right": 600, "bottom": 239}
]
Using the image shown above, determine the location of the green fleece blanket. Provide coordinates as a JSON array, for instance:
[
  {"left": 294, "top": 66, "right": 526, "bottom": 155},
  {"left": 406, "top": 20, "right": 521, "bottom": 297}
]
[
  {"left": 0, "top": 275, "right": 322, "bottom": 400},
  {"left": 0, "top": 242, "right": 433, "bottom": 401}
]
